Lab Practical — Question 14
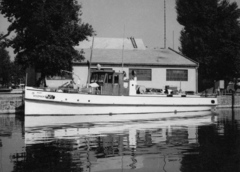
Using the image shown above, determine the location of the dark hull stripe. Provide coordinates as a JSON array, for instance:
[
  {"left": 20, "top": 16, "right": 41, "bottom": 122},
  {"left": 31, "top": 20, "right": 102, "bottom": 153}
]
[{"left": 25, "top": 110, "right": 212, "bottom": 116}]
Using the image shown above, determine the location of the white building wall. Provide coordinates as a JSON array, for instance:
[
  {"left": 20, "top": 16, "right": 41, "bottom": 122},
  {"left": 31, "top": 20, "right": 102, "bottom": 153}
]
[
  {"left": 73, "top": 66, "right": 196, "bottom": 92},
  {"left": 129, "top": 67, "right": 196, "bottom": 92}
]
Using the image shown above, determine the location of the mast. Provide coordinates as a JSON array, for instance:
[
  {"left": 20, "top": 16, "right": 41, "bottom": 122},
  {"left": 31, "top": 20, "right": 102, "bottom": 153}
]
[
  {"left": 87, "top": 36, "right": 95, "bottom": 85},
  {"left": 164, "top": 0, "right": 166, "bottom": 49}
]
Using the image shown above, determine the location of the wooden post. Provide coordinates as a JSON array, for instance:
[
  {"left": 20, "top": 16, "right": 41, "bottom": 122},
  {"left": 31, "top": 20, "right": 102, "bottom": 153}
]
[
  {"left": 232, "top": 91, "right": 235, "bottom": 109},
  {"left": 232, "top": 91, "right": 235, "bottom": 121}
]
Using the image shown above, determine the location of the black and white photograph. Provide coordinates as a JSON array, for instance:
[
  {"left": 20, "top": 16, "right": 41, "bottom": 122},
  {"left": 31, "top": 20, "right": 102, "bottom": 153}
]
[{"left": 0, "top": 0, "right": 240, "bottom": 171}]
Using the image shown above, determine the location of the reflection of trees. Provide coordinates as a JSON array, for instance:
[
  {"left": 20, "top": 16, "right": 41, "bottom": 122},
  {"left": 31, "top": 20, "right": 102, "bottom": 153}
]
[
  {"left": 12, "top": 140, "right": 82, "bottom": 172},
  {"left": 0, "top": 114, "right": 24, "bottom": 172},
  {"left": 181, "top": 111, "right": 240, "bottom": 172},
  {"left": 12, "top": 135, "right": 130, "bottom": 171}
]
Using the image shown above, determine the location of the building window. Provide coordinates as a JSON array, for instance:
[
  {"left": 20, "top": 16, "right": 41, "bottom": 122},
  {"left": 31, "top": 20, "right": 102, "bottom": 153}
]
[
  {"left": 166, "top": 69, "right": 188, "bottom": 81},
  {"left": 129, "top": 69, "right": 151, "bottom": 81}
]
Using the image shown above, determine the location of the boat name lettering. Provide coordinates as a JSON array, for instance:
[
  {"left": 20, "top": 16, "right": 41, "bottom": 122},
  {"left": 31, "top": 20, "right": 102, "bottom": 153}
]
[{"left": 33, "top": 95, "right": 45, "bottom": 98}]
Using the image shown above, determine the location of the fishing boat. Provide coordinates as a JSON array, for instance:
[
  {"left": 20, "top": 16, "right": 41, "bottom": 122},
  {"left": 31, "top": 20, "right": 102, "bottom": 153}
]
[{"left": 24, "top": 70, "right": 217, "bottom": 115}]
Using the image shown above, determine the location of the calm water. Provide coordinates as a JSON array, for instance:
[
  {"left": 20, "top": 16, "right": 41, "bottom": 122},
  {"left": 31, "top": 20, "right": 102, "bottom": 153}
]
[{"left": 1, "top": 110, "right": 240, "bottom": 172}]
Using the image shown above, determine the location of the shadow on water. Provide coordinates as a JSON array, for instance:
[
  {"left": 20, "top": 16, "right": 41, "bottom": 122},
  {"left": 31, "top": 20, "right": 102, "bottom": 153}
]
[{"left": 0, "top": 110, "right": 240, "bottom": 172}]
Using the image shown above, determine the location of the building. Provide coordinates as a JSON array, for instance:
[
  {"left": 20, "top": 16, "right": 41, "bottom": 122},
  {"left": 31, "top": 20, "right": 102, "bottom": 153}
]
[{"left": 73, "top": 37, "right": 198, "bottom": 93}]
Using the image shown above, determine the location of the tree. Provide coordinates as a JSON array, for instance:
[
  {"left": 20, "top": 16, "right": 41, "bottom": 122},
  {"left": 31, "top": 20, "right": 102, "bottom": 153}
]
[
  {"left": 10, "top": 61, "right": 26, "bottom": 86},
  {"left": 176, "top": 0, "right": 240, "bottom": 91},
  {"left": 0, "top": 0, "right": 93, "bottom": 77},
  {"left": 0, "top": 46, "right": 11, "bottom": 86}
]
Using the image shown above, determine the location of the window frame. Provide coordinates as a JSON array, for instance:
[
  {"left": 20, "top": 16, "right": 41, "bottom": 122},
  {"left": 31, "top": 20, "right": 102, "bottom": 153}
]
[
  {"left": 166, "top": 69, "right": 188, "bottom": 81},
  {"left": 129, "top": 68, "right": 152, "bottom": 81}
]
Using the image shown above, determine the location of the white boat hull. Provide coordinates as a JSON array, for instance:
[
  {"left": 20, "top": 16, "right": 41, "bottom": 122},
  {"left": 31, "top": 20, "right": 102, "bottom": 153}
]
[{"left": 25, "top": 87, "right": 217, "bottom": 115}]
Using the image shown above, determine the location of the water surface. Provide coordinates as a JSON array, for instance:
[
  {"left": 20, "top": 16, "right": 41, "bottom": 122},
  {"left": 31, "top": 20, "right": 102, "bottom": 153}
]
[{"left": 1, "top": 110, "right": 240, "bottom": 172}]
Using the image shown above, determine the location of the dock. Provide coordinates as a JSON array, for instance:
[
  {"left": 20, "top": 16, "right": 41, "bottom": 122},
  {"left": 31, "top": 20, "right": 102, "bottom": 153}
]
[{"left": 0, "top": 89, "right": 24, "bottom": 114}]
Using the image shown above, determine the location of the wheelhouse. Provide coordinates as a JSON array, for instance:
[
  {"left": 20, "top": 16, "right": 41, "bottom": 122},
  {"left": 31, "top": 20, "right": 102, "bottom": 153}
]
[{"left": 90, "top": 70, "right": 132, "bottom": 96}]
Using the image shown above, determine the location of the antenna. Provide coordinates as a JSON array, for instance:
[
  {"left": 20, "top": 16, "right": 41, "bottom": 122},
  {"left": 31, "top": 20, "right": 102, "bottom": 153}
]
[
  {"left": 164, "top": 0, "right": 166, "bottom": 49},
  {"left": 121, "top": 25, "right": 125, "bottom": 72},
  {"left": 173, "top": 30, "right": 174, "bottom": 50}
]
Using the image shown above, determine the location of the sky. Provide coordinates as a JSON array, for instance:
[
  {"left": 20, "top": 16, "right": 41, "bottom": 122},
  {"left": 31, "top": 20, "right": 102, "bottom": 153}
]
[
  {"left": 79, "top": 0, "right": 181, "bottom": 49},
  {"left": 0, "top": 0, "right": 240, "bottom": 60}
]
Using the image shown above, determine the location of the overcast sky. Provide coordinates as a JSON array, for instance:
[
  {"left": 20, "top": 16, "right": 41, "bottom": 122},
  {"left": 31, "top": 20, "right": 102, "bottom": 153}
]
[
  {"left": 79, "top": 0, "right": 240, "bottom": 49},
  {"left": 80, "top": 0, "right": 181, "bottom": 50},
  {"left": 0, "top": 0, "right": 240, "bottom": 59}
]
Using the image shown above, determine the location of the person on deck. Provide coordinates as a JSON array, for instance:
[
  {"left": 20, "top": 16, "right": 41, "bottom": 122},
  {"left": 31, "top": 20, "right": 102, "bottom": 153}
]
[
  {"left": 131, "top": 70, "right": 137, "bottom": 81},
  {"left": 97, "top": 64, "right": 101, "bottom": 70},
  {"left": 123, "top": 71, "right": 128, "bottom": 80}
]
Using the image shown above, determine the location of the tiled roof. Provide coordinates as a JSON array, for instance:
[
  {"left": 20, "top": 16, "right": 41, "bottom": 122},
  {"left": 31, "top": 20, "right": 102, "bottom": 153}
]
[{"left": 74, "top": 48, "right": 198, "bottom": 67}]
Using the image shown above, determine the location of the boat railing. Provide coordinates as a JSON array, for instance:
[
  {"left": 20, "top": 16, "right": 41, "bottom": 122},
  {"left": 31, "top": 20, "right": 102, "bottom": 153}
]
[
  {"left": 42, "top": 86, "right": 97, "bottom": 94},
  {"left": 40, "top": 87, "right": 79, "bottom": 93}
]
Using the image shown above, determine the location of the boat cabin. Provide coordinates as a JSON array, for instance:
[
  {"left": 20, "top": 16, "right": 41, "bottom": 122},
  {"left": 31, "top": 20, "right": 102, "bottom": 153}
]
[{"left": 89, "top": 70, "right": 137, "bottom": 96}]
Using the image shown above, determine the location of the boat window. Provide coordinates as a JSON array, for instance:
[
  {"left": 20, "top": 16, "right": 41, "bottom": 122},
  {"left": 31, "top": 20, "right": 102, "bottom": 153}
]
[
  {"left": 114, "top": 75, "right": 119, "bottom": 84},
  {"left": 90, "top": 73, "right": 106, "bottom": 84},
  {"left": 98, "top": 74, "right": 105, "bottom": 83},
  {"left": 107, "top": 74, "right": 113, "bottom": 84},
  {"left": 90, "top": 73, "right": 98, "bottom": 83}
]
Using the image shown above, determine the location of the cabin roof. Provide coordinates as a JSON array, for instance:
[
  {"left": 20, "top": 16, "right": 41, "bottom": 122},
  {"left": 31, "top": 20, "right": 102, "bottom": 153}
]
[{"left": 74, "top": 48, "right": 198, "bottom": 67}]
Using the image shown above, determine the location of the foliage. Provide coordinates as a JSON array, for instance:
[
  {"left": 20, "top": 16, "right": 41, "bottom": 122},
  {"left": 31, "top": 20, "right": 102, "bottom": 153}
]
[
  {"left": 0, "top": 46, "right": 11, "bottom": 86},
  {"left": 0, "top": 32, "right": 25, "bottom": 87},
  {"left": 0, "top": 0, "right": 93, "bottom": 77},
  {"left": 10, "top": 61, "right": 26, "bottom": 86},
  {"left": 176, "top": 0, "right": 240, "bottom": 91}
]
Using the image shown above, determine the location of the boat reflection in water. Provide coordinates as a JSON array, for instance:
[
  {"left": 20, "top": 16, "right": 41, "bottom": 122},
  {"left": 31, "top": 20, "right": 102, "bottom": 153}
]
[
  {"left": 25, "top": 111, "right": 216, "bottom": 129},
  {"left": 3, "top": 110, "right": 240, "bottom": 171},
  {"left": 24, "top": 111, "right": 218, "bottom": 171}
]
